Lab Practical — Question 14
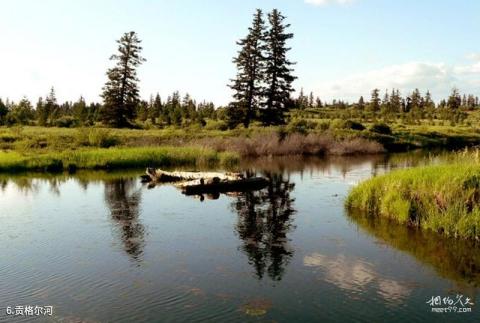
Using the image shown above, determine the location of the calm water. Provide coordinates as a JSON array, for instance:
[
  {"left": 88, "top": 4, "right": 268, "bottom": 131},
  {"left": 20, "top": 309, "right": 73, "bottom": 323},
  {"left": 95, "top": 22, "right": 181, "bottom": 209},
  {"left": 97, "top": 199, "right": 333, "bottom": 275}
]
[{"left": 0, "top": 153, "right": 478, "bottom": 322}]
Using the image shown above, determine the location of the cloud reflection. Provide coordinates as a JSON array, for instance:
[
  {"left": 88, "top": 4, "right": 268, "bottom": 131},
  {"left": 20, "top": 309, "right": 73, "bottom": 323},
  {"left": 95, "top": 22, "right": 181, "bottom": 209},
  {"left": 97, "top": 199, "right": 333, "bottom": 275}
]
[{"left": 304, "top": 253, "right": 411, "bottom": 304}]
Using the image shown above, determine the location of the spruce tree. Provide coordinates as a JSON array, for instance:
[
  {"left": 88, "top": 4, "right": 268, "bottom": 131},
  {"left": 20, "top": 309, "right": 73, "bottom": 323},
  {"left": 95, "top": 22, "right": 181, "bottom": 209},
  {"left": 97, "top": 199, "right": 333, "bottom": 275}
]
[
  {"left": 389, "top": 89, "right": 402, "bottom": 113},
  {"left": 73, "top": 96, "right": 88, "bottom": 125},
  {"left": 36, "top": 97, "right": 48, "bottom": 126},
  {"left": 0, "top": 98, "right": 8, "bottom": 125},
  {"left": 101, "top": 31, "right": 146, "bottom": 128},
  {"left": 447, "top": 88, "right": 461, "bottom": 110},
  {"left": 368, "top": 89, "right": 381, "bottom": 112},
  {"left": 261, "top": 9, "right": 296, "bottom": 125},
  {"left": 11, "top": 97, "right": 34, "bottom": 125},
  {"left": 357, "top": 96, "right": 365, "bottom": 110},
  {"left": 45, "top": 87, "right": 58, "bottom": 125},
  {"left": 228, "top": 9, "right": 267, "bottom": 128},
  {"left": 424, "top": 91, "right": 435, "bottom": 109},
  {"left": 152, "top": 93, "right": 163, "bottom": 124}
]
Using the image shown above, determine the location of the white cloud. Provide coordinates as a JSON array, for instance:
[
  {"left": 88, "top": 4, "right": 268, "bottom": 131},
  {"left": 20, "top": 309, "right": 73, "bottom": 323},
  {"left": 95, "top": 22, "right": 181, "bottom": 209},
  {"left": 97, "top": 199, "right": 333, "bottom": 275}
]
[
  {"left": 310, "top": 60, "right": 480, "bottom": 102},
  {"left": 305, "top": 0, "right": 356, "bottom": 6},
  {"left": 466, "top": 53, "right": 480, "bottom": 61}
]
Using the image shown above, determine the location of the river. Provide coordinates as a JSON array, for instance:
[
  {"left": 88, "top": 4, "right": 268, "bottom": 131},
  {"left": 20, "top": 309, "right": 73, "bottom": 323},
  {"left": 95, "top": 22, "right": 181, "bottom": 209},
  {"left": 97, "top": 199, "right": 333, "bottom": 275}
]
[{"left": 0, "top": 152, "right": 478, "bottom": 322}]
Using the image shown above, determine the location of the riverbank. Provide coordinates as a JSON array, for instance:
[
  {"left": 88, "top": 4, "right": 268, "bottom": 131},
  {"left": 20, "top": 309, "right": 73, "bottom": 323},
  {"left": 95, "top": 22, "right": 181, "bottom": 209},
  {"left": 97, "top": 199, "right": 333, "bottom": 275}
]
[
  {"left": 346, "top": 150, "right": 480, "bottom": 240},
  {"left": 0, "top": 124, "right": 480, "bottom": 172},
  {"left": 0, "top": 147, "right": 238, "bottom": 172}
]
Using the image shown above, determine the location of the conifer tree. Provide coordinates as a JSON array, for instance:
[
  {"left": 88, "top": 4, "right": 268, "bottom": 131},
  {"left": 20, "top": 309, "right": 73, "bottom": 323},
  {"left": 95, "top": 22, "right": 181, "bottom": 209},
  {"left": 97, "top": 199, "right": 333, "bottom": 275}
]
[
  {"left": 410, "top": 88, "right": 422, "bottom": 110},
  {"left": 0, "top": 98, "right": 8, "bottom": 125},
  {"left": 368, "top": 89, "right": 381, "bottom": 112},
  {"left": 10, "top": 97, "right": 34, "bottom": 125},
  {"left": 151, "top": 93, "right": 163, "bottom": 124},
  {"left": 261, "top": 9, "right": 296, "bottom": 125},
  {"left": 101, "top": 31, "right": 146, "bottom": 128},
  {"left": 389, "top": 89, "right": 402, "bottom": 113},
  {"left": 424, "top": 91, "right": 435, "bottom": 110},
  {"left": 447, "top": 88, "right": 462, "bottom": 110},
  {"left": 36, "top": 97, "right": 48, "bottom": 126},
  {"left": 308, "top": 92, "right": 314, "bottom": 108},
  {"left": 357, "top": 96, "right": 365, "bottom": 110},
  {"left": 47, "top": 87, "right": 61, "bottom": 123},
  {"left": 73, "top": 96, "right": 87, "bottom": 125},
  {"left": 228, "top": 9, "right": 267, "bottom": 128},
  {"left": 296, "top": 88, "right": 308, "bottom": 109}
]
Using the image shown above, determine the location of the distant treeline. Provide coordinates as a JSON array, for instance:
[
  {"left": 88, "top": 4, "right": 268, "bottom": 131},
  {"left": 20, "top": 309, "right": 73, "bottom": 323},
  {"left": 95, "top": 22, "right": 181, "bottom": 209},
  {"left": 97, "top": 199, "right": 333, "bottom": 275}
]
[
  {"left": 295, "top": 87, "right": 480, "bottom": 112},
  {"left": 0, "top": 89, "right": 217, "bottom": 128},
  {"left": 0, "top": 8, "right": 478, "bottom": 129},
  {"left": 1, "top": 86, "right": 478, "bottom": 128}
]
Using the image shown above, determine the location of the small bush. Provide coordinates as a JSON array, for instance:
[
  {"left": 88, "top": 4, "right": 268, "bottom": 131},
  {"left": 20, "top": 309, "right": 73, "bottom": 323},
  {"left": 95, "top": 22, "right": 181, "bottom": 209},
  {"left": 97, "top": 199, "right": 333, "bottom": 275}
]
[
  {"left": 205, "top": 120, "right": 229, "bottom": 131},
  {"left": 370, "top": 123, "right": 392, "bottom": 135},
  {"left": 54, "top": 116, "right": 76, "bottom": 128},
  {"left": 287, "top": 118, "right": 317, "bottom": 134},
  {"left": 331, "top": 119, "right": 365, "bottom": 131},
  {"left": 75, "top": 128, "right": 118, "bottom": 148},
  {"left": 19, "top": 136, "right": 48, "bottom": 150},
  {"left": 345, "top": 120, "right": 366, "bottom": 131},
  {"left": 0, "top": 134, "right": 18, "bottom": 143},
  {"left": 316, "top": 121, "right": 331, "bottom": 131}
]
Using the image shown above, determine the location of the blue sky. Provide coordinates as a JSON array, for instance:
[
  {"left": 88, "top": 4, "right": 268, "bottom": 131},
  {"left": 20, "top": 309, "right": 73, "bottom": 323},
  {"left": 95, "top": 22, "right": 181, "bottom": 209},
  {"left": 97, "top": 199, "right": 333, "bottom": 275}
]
[{"left": 1, "top": 0, "right": 479, "bottom": 104}]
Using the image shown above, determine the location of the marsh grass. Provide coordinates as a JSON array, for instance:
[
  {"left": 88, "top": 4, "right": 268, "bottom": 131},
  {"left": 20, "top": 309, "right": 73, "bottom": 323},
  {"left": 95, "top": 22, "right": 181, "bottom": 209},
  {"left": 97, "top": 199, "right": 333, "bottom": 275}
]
[
  {"left": 346, "top": 149, "right": 480, "bottom": 240},
  {"left": 0, "top": 147, "right": 238, "bottom": 172},
  {"left": 200, "top": 133, "right": 385, "bottom": 157}
]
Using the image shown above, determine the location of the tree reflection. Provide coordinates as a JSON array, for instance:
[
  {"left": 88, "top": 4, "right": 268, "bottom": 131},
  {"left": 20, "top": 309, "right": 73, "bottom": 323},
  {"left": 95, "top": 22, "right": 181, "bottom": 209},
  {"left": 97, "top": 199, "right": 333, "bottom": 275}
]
[
  {"left": 232, "top": 172, "right": 296, "bottom": 281},
  {"left": 104, "top": 178, "right": 145, "bottom": 261}
]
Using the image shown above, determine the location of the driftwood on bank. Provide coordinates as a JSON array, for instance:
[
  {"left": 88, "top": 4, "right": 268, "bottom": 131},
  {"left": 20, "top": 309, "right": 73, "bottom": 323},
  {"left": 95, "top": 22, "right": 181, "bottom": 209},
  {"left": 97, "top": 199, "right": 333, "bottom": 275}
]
[{"left": 142, "top": 168, "right": 269, "bottom": 195}]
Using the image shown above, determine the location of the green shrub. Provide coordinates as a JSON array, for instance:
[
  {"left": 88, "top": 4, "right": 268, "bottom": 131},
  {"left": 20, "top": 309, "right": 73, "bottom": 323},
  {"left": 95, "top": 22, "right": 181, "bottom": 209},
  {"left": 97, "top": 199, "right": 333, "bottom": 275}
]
[
  {"left": 370, "top": 123, "right": 392, "bottom": 135},
  {"left": 54, "top": 116, "right": 76, "bottom": 128},
  {"left": 287, "top": 118, "right": 317, "bottom": 134},
  {"left": 205, "top": 120, "right": 229, "bottom": 131},
  {"left": 316, "top": 121, "right": 331, "bottom": 131},
  {"left": 0, "top": 134, "right": 18, "bottom": 143},
  {"left": 330, "top": 119, "right": 365, "bottom": 131},
  {"left": 75, "top": 128, "right": 118, "bottom": 148},
  {"left": 345, "top": 120, "right": 366, "bottom": 131}
]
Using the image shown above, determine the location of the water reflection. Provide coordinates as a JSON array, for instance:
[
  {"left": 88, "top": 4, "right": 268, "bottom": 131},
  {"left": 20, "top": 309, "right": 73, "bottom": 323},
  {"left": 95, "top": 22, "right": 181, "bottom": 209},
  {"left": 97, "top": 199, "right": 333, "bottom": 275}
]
[
  {"left": 104, "top": 179, "right": 145, "bottom": 261},
  {"left": 232, "top": 173, "right": 296, "bottom": 281},
  {"left": 303, "top": 253, "right": 412, "bottom": 304},
  {"left": 348, "top": 210, "right": 480, "bottom": 288}
]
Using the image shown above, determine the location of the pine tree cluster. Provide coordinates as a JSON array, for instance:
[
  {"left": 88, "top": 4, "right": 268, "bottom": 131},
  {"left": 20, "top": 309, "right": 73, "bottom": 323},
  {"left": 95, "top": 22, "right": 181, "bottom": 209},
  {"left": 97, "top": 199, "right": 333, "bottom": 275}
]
[{"left": 228, "top": 9, "right": 296, "bottom": 128}]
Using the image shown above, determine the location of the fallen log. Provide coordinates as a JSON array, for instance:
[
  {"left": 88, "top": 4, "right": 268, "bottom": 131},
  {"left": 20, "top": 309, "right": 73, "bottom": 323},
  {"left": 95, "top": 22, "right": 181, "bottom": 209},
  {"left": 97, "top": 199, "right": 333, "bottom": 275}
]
[
  {"left": 143, "top": 168, "right": 269, "bottom": 195},
  {"left": 180, "top": 177, "right": 269, "bottom": 196}
]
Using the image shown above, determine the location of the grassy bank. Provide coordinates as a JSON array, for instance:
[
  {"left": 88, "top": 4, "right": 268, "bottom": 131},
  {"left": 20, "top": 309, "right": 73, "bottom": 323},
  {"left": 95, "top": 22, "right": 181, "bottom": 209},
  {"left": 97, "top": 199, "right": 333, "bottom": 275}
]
[
  {"left": 0, "top": 123, "right": 479, "bottom": 173},
  {"left": 0, "top": 147, "right": 239, "bottom": 172},
  {"left": 346, "top": 150, "right": 480, "bottom": 240}
]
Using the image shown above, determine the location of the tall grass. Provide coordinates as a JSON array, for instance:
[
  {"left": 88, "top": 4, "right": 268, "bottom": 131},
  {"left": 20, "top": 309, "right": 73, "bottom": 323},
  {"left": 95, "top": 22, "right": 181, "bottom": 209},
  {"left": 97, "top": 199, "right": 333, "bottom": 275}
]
[
  {"left": 0, "top": 147, "right": 239, "bottom": 172},
  {"left": 346, "top": 149, "right": 480, "bottom": 240},
  {"left": 201, "top": 133, "right": 385, "bottom": 157}
]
